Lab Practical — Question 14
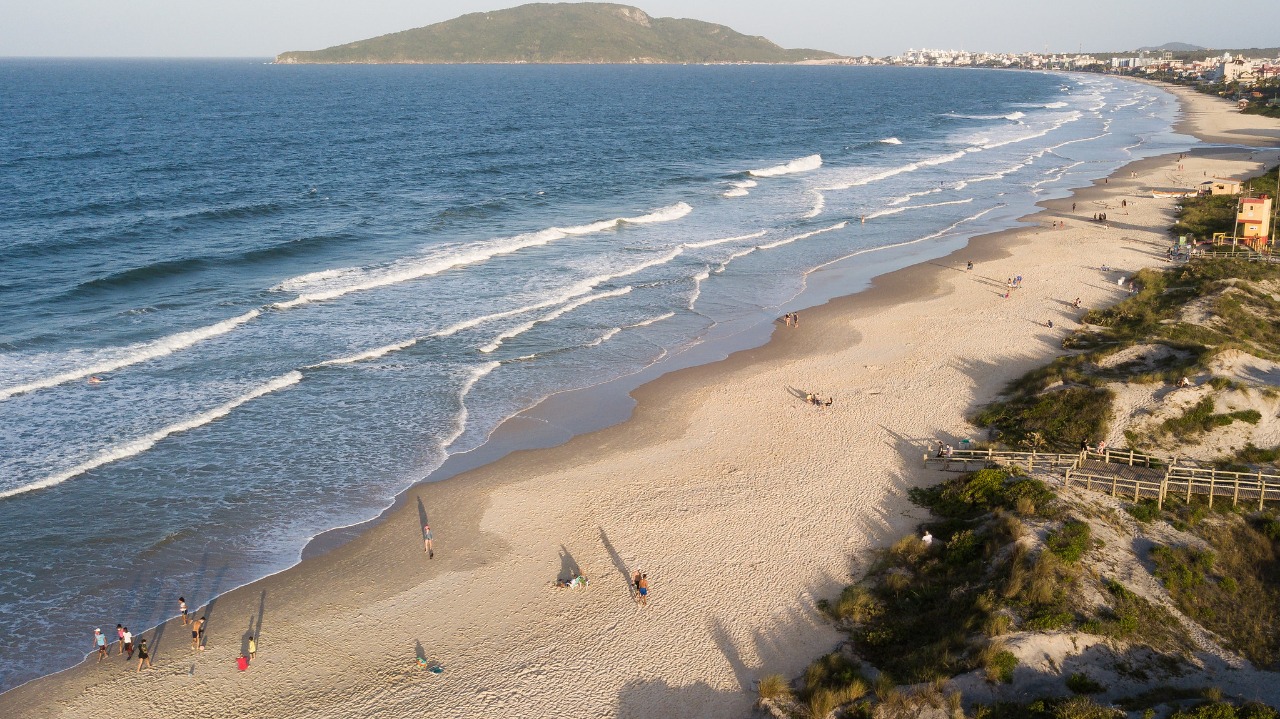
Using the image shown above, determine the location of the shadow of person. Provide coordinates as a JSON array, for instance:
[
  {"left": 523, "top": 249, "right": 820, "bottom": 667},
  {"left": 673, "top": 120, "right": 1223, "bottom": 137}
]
[
  {"left": 598, "top": 526, "right": 634, "bottom": 596},
  {"left": 784, "top": 386, "right": 809, "bottom": 400},
  {"left": 558, "top": 545, "right": 581, "bottom": 583},
  {"left": 414, "top": 639, "right": 426, "bottom": 663}
]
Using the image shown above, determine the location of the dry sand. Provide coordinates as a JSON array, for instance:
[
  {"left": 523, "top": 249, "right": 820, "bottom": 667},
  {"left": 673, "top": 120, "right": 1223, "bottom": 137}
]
[{"left": 5, "top": 80, "right": 1280, "bottom": 719}]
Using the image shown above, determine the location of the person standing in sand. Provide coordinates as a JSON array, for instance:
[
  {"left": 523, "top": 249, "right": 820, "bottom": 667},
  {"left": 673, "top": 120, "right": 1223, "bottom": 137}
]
[
  {"left": 136, "top": 638, "right": 151, "bottom": 672},
  {"left": 191, "top": 616, "right": 205, "bottom": 651},
  {"left": 94, "top": 628, "right": 107, "bottom": 661},
  {"left": 637, "top": 574, "right": 649, "bottom": 607},
  {"left": 423, "top": 523, "right": 434, "bottom": 559},
  {"left": 179, "top": 596, "right": 188, "bottom": 626},
  {"left": 122, "top": 627, "right": 134, "bottom": 660},
  {"left": 249, "top": 635, "right": 257, "bottom": 660}
]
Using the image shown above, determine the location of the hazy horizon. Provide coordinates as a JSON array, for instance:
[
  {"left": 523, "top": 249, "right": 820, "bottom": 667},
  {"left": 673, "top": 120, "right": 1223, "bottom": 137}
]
[{"left": 3, "top": 0, "right": 1279, "bottom": 59}]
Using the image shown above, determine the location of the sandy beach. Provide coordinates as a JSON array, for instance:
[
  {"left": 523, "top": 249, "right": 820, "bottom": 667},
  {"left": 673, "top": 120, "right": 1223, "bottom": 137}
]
[{"left": 6, "top": 80, "right": 1280, "bottom": 719}]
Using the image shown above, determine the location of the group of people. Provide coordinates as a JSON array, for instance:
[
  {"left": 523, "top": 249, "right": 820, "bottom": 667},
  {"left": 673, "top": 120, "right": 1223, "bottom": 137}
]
[
  {"left": 93, "top": 625, "right": 151, "bottom": 672},
  {"left": 782, "top": 312, "right": 800, "bottom": 328},
  {"left": 631, "top": 571, "right": 650, "bottom": 607},
  {"left": 804, "top": 392, "right": 833, "bottom": 408},
  {"left": 1092, "top": 212, "right": 1109, "bottom": 222}
]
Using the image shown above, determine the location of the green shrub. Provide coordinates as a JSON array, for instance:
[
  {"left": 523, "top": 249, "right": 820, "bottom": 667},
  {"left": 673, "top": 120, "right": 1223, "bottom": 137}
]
[
  {"left": 1048, "top": 520, "right": 1092, "bottom": 563},
  {"left": 1066, "top": 672, "right": 1106, "bottom": 694},
  {"left": 1126, "top": 500, "right": 1162, "bottom": 523},
  {"left": 983, "top": 648, "right": 1017, "bottom": 684}
]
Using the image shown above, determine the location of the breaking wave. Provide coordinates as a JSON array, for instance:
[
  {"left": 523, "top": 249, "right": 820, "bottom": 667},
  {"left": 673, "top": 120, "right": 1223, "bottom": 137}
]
[{"left": 749, "top": 154, "right": 822, "bottom": 177}]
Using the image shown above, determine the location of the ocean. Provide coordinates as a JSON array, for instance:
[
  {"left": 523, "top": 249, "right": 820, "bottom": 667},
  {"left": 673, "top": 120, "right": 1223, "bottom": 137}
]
[{"left": 0, "top": 60, "right": 1191, "bottom": 691}]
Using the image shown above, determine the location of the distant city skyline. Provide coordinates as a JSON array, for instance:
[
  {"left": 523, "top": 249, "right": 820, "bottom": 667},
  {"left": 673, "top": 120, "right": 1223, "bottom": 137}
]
[{"left": 2, "top": 0, "right": 1278, "bottom": 59}]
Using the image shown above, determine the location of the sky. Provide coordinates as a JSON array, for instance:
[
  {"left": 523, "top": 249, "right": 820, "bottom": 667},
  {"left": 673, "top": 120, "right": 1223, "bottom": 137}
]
[{"left": 2, "top": 0, "right": 1279, "bottom": 59}]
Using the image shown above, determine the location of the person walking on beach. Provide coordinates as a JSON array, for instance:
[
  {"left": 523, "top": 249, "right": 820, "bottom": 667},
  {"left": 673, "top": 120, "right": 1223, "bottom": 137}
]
[
  {"left": 116, "top": 624, "right": 125, "bottom": 654},
  {"left": 637, "top": 574, "right": 649, "bottom": 607},
  {"left": 791, "top": 312, "right": 798, "bottom": 328},
  {"left": 965, "top": 260, "right": 973, "bottom": 271},
  {"left": 423, "top": 523, "right": 434, "bottom": 559},
  {"left": 94, "top": 628, "right": 108, "bottom": 662},
  {"left": 248, "top": 635, "right": 257, "bottom": 661},
  {"left": 191, "top": 616, "right": 206, "bottom": 651},
  {"left": 179, "top": 596, "right": 188, "bottom": 626},
  {"left": 122, "top": 627, "right": 134, "bottom": 660},
  {"left": 136, "top": 638, "right": 151, "bottom": 672}
]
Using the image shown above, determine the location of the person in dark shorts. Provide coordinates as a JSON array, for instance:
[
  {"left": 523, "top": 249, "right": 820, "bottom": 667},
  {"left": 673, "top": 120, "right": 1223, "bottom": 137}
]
[
  {"left": 637, "top": 574, "right": 649, "bottom": 607},
  {"left": 191, "top": 616, "right": 206, "bottom": 651},
  {"left": 136, "top": 638, "right": 151, "bottom": 672},
  {"left": 94, "top": 628, "right": 108, "bottom": 661}
]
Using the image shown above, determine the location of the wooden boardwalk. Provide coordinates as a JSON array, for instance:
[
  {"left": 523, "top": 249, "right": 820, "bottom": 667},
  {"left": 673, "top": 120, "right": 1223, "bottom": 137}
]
[{"left": 924, "top": 447, "right": 1280, "bottom": 509}]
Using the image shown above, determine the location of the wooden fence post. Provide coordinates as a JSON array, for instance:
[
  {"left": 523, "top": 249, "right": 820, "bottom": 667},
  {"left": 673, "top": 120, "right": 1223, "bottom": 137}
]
[
  {"left": 1234, "top": 477, "right": 1240, "bottom": 508},
  {"left": 1261, "top": 472, "right": 1267, "bottom": 511},
  {"left": 1209, "top": 474, "right": 1215, "bottom": 508},
  {"left": 1159, "top": 472, "right": 1168, "bottom": 509}
]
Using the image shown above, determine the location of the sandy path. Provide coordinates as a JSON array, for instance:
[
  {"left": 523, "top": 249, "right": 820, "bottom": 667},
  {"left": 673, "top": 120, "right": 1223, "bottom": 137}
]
[{"left": 5, "top": 79, "right": 1279, "bottom": 719}]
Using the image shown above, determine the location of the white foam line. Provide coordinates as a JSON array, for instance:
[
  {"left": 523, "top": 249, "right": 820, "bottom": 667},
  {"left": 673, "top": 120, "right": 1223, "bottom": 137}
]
[
  {"left": 803, "top": 190, "right": 826, "bottom": 219},
  {"left": 865, "top": 198, "right": 974, "bottom": 220},
  {"left": 632, "top": 312, "right": 675, "bottom": 328},
  {"left": 438, "top": 361, "right": 501, "bottom": 452},
  {"left": 313, "top": 338, "right": 420, "bottom": 367},
  {"left": 683, "top": 230, "right": 767, "bottom": 249},
  {"left": 821, "top": 150, "right": 967, "bottom": 192},
  {"left": 879, "top": 137, "right": 902, "bottom": 144},
  {"left": 889, "top": 187, "right": 943, "bottom": 206},
  {"left": 0, "top": 309, "right": 262, "bottom": 402},
  {"left": 0, "top": 372, "right": 302, "bottom": 500},
  {"left": 723, "top": 178, "right": 757, "bottom": 198},
  {"left": 438, "top": 247, "right": 684, "bottom": 339},
  {"left": 749, "top": 154, "right": 822, "bottom": 177},
  {"left": 808, "top": 206, "right": 1001, "bottom": 275},
  {"left": 480, "top": 286, "right": 633, "bottom": 354},
  {"left": 270, "top": 203, "right": 691, "bottom": 310},
  {"left": 758, "top": 221, "right": 848, "bottom": 250},
  {"left": 688, "top": 267, "right": 711, "bottom": 309},
  {"left": 585, "top": 327, "right": 622, "bottom": 348},
  {"left": 980, "top": 112, "right": 1082, "bottom": 150}
]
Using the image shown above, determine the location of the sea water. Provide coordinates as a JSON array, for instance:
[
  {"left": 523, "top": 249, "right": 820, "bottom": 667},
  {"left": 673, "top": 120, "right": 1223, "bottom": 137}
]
[{"left": 0, "top": 60, "right": 1191, "bottom": 690}]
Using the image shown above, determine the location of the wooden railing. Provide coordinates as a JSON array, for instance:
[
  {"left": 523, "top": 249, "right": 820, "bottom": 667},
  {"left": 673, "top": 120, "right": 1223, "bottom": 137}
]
[
  {"left": 924, "top": 444, "right": 1280, "bottom": 509},
  {"left": 923, "top": 448, "right": 1082, "bottom": 472}
]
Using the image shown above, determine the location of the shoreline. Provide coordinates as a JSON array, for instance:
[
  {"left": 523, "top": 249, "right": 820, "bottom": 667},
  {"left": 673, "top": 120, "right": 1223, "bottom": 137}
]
[{"left": 6, "top": 79, "right": 1280, "bottom": 718}]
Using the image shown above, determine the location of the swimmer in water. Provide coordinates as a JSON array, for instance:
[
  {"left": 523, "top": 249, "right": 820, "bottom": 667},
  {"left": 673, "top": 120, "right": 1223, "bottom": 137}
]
[{"left": 88, "top": 376, "right": 103, "bottom": 384}]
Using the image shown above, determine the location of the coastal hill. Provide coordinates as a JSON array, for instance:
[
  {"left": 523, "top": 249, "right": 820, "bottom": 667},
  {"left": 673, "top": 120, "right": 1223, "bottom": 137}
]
[{"left": 274, "top": 2, "right": 842, "bottom": 64}]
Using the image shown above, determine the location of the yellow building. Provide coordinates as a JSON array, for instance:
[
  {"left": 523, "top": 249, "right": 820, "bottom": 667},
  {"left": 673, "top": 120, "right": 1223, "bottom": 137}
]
[
  {"left": 1236, "top": 195, "right": 1273, "bottom": 249},
  {"left": 1210, "top": 178, "right": 1242, "bottom": 195}
]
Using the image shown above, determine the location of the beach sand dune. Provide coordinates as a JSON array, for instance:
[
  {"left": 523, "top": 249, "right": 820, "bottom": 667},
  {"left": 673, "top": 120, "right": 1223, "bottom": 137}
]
[{"left": 4, "top": 84, "right": 1280, "bottom": 719}]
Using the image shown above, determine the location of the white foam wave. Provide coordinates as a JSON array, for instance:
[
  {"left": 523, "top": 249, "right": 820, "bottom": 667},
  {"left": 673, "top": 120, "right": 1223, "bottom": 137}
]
[
  {"left": 585, "top": 327, "right": 622, "bottom": 348},
  {"left": 888, "top": 187, "right": 943, "bottom": 206},
  {"left": 688, "top": 267, "right": 712, "bottom": 309},
  {"left": 271, "top": 203, "right": 691, "bottom": 310},
  {"left": 1, "top": 372, "right": 302, "bottom": 500},
  {"left": 723, "top": 178, "right": 757, "bottom": 197},
  {"left": 1042, "top": 101, "right": 1068, "bottom": 109},
  {"left": 683, "top": 230, "right": 767, "bottom": 249},
  {"left": 0, "top": 309, "right": 262, "bottom": 402},
  {"left": 758, "top": 221, "right": 847, "bottom": 250},
  {"left": 803, "top": 190, "right": 826, "bottom": 219},
  {"left": 314, "top": 338, "right": 420, "bottom": 367},
  {"left": 480, "top": 286, "right": 633, "bottom": 353},
  {"left": 438, "top": 361, "right": 501, "bottom": 452},
  {"left": 943, "top": 111, "right": 1026, "bottom": 121},
  {"left": 879, "top": 137, "right": 902, "bottom": 145},
  {"left": 437, "top": 248, "right": 681, "bottom": 340},
  {"left": 808, "top": 206, "right": 1001, "bottom": 277},
  {"left": 822, "top": 151, "right": 966, "bottom": 191},
  {"left": 865, "top": 198, "right": 974, "bottom": 220},
  {"left": 723, "top": 187, "right": 749, "bottom": 198},
  {"left": 632, "top": 312, "right": 675, "bottom": 328},
  {"left": 272, "top": 268, "right": 355, "bottom": 293},
  {"left": 979, "top": 112, "right": 1082, "bottom": 150},
  {"left": 749, "top": 154, "right": 822, "bottom": 177}
]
